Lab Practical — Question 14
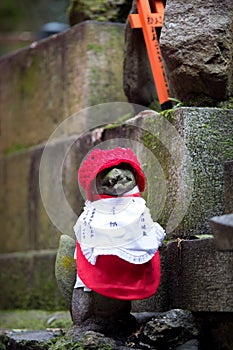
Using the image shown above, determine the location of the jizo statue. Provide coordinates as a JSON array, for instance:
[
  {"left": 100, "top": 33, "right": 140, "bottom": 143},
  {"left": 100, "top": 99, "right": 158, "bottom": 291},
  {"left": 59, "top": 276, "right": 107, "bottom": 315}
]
[{"left": 56, "top": 147, "right": 165, "bottom": 333}]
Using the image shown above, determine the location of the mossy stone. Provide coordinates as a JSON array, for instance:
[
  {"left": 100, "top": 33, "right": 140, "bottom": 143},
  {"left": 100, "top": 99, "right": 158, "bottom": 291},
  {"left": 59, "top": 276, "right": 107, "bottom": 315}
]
[
  {"left": 68, "top": 0, "right": 132, "bottom": 25},
  {"left": 55, "top": 235, "right": 77, "bottom": 308}
]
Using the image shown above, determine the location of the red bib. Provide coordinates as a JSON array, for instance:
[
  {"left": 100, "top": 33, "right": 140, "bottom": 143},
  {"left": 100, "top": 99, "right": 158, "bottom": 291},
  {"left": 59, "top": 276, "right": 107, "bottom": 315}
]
[{"left": 76, "top": 242, "right": 161, "bottom": 300}]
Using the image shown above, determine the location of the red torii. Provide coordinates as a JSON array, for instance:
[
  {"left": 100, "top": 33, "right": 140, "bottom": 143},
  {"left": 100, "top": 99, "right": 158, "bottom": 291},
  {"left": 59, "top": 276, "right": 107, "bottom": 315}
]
[{"left": 129, "top": 0, "right": 172, "bottom": 110}]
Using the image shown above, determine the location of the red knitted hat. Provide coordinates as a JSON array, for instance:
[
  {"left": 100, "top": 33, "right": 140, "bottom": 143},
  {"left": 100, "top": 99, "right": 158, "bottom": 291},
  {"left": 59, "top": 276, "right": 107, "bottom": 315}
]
[{"left": 78, "top": 147, "right": 146, "bottom": 200}]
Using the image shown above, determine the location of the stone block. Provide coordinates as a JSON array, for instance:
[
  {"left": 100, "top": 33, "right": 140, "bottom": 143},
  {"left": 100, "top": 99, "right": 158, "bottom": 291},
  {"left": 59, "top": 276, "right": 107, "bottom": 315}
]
[
  {"left": 174, "top": 107, "right": 233, "bottom": 235},
  {"left": 165, "top": 238, "right": 233, "bottom": 312},
  {"left": 160, "top": 0, "right": 233, "bottom": 105},
  {"left": 0, "top": 21, "right": 126, "bottom": 154},
  {"left": 0, "top": 250, "right": 66, "bottom": 310},
  {"left": 0, "top": 139, "right": 82, "bottom": 254}
]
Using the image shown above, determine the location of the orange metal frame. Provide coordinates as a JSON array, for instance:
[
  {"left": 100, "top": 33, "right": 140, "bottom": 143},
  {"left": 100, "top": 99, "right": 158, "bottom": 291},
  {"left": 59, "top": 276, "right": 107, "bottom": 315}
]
[{"left": 129, "top": 0, "right": 171, "bottom": 110}]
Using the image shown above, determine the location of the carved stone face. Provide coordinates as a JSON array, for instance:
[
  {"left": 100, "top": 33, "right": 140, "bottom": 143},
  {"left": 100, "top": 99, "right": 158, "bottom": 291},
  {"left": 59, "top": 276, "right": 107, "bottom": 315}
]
[{"left": 95, "top": 165, "right": 136, "bottom": 196}]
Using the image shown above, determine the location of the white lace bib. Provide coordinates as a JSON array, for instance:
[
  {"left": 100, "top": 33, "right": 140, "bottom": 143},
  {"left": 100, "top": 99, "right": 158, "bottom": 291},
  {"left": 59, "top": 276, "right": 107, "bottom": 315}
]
[{"left": 73, "top": 190, "right": 165, "bottom": 266}]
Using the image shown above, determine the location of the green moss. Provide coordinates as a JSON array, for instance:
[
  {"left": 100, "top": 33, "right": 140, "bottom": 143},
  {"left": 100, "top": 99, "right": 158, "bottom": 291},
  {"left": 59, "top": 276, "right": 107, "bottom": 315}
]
[
  {"left": 140, "top": 120, "right": 173, "bottom": 230},
  {"left": 218, "top": 96, "right": 233, "bottom": 109},
  {"left": 4, "top": 144, "right": 29, "bottom": 155},
  {"left": 105, "top": 24, "right": 123, "bottom": 48},
  {"left": 103, "top": 123, "right": 121, "bottom": 130},
  {"left": 19, "top": 56, "right": 39, "bottom": 99},
  {"left": 6, "top": 283, "right": 66, "bottom": 311},
  {"left": 0, "top": 252, "right": 68, "bottom": 311},
  {"left": 148, "top": 100, "right": 162, "bottom": 112},
  {"left": 67, "top": 0, "right": 131, "bottom": 25},
  {"left": 175, "top": 107, "right": 233, "bottom": 235},
  {"left": 0, "top": 334, "right": 8, "bottom": 350},
  {"left": 46, "top": 338, "right": 83, "bottom": 350},
  {"left": 116, "top": 112, "right": 133, "bottom": 123},
  {"left": 159, "top": 108, "right": 176, "bottom": 123},
  {"left": 46, "top": 334, "right": 113, "bottom": 350},
  {"left": 85, "top": 22, "right": 124, "bottom": 106},
  {"left": 87, "top": 43, "right": 105, "bottom": 53},
  {"left": 208, "top": 111, "right": 233, "bottom": 160},
  {"left": 61, "top": 256, "right": 76, "bottom": 272}
]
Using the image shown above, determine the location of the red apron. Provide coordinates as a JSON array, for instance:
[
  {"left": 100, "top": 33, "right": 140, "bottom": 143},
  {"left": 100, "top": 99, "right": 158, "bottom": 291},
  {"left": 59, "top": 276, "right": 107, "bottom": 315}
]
[{"left": 76, "top": 242, "right": 161, "bottom": 300}]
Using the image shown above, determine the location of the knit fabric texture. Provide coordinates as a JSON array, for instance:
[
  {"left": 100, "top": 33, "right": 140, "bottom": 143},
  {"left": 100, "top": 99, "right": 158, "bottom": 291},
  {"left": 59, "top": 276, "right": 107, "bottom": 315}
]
[{"left": 78, "top": 147, "right": 146, "bottom": 200}]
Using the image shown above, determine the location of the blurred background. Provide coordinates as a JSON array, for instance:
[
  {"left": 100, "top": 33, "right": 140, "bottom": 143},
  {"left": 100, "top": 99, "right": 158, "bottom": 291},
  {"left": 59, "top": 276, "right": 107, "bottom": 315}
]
[{"left": 0, "top": 0, "right": 69, "bottom": 57}]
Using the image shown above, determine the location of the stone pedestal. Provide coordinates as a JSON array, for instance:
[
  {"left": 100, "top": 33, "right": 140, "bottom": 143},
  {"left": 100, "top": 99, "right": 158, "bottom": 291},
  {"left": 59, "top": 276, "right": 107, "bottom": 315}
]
[{"left": 165, "top": 238, "right": 233, "bottom": 312}]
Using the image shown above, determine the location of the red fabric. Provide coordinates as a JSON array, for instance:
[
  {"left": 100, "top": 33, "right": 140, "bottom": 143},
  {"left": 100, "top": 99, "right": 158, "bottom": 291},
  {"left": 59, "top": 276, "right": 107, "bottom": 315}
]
[
  {"left": 78, "top": 148, "right": 146, "bottom": 201},
  {"left": 91, "top": 191, "right": 141, "bottom": 201},
  {"left": 76, "top": 242, "right": 161, "bottom": 300}
]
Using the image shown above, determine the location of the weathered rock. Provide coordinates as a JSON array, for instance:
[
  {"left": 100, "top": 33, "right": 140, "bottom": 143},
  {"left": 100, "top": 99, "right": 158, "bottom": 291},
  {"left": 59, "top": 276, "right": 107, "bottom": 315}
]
[
  {"left": 0, "top": 329, "right": 131, "bottom": 350},
  {"left": 55, "top": 234, "right": 76, "bottom": 307},
  {"left": 67, "top": 310, "right": 199, "bottom": 349},
  {"left": 142, "top": 309, "right": 198, "bottom": 349},
  {"left": 0, "top": 330, "right": 62, "bottom": 350},
  {"left": 123, "top": 1, "right": 158, "bottom": 107},
  {"left": 68, "top": 0, "right": 132, "bottom": 25},
  {"left": 61, "top": 329, "right": 130, "bottom": 350},
  {"left": 224, "top": 160, "right": 233, "bottom": 214},
  {"left": 173, "top": 107, "right": 233, "bottom": 235},
  {"left": 175, "top": 339, "right": 199, "bottom": 350},
  {"left": 210, "top": 214, "right": 233, "bottom": 251},
  {"left": 160, "top": 0, "right": 233, "bottom": 105}
]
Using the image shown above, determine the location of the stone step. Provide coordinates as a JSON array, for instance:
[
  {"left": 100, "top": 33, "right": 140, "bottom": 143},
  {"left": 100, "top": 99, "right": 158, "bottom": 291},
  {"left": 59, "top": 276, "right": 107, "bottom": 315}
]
[{"left": 0, "top": 250, "right": 65, "bottom": 310}]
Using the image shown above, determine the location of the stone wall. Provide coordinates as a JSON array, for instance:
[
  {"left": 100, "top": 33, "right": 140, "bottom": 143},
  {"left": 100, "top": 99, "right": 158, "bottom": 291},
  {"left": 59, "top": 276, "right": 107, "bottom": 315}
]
[
  {"left": 0, "top": 21, "right": 126, "bottom": 154},
  {"left": 0, "top": 21, "right": 127, "bottom": 309}
]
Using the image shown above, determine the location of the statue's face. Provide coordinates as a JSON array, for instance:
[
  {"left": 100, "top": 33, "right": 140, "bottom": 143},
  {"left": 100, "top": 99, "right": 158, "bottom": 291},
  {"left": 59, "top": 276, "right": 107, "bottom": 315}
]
[{"left": 96, "top": 166, "right": 136, "bottom": 196}]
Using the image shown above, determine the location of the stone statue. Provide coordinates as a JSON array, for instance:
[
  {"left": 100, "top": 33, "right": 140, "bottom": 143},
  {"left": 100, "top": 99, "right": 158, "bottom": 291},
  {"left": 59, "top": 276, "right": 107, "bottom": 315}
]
[{"left": 55, "top": 147, "right": 165, "bottom": 334}]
